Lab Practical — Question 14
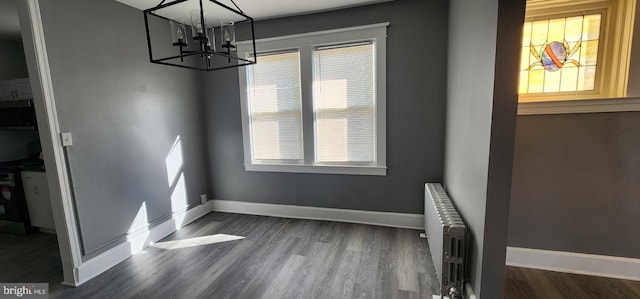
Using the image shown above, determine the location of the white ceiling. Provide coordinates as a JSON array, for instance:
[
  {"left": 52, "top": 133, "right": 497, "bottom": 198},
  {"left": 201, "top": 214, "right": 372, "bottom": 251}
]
[
  {"left": 116, "top": 0, "right": 389, "bottom": 23},
  {"left": 0, "top": 0, "right": 388, "bottom": 40},
  {"left": 0, "top": 0, "right": 20, "bottom": 39}
]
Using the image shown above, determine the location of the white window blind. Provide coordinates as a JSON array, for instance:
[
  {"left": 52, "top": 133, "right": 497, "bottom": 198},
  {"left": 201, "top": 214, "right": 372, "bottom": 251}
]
[
  {"left": 313, "top": 42, "right": 375, "bottom": 163},
  {"left": 247, "top": 50, "right": 303, "bottom": 162}
]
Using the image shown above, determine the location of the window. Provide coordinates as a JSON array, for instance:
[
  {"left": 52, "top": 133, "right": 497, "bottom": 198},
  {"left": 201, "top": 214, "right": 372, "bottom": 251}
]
[
  {"left": 247, "top": 51, "right": 303, "bottom": 163},
  {"left": 237, "top": 24, "right": 388, "bottom": 176},
  {"left": 519, "top": 14, "right": 601, "bottom": 94},
  {"left": 314, "top": 42, "right": 375, "bottom": 164},
  {"left": 518, "top": 0, "right": 636, "bottom": 114}
]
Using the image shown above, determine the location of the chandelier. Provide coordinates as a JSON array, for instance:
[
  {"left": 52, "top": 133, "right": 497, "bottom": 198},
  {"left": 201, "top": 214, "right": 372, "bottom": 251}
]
[{"left": 143, "top": 0, "right": 256, "bottom": 71}]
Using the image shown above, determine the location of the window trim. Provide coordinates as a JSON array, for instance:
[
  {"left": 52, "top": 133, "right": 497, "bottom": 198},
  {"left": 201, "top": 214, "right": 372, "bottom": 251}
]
[
  {"left": 518, "top": 97, "right": 640, "bottom": 115},
  {"left": 517, "top": 0, "right": 637, "bottom": 115},
  {"left": 237, "top": 23, "right": 388, "bottom": 176}
]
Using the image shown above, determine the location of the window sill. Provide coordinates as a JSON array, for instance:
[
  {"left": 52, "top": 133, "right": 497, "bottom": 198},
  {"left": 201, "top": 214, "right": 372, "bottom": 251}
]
[
  {"left": 244, "top": 163, "right": 387, "bottom": 176},
  {"left": 518, "top": 97, "right": 640, "bottom": 115}
]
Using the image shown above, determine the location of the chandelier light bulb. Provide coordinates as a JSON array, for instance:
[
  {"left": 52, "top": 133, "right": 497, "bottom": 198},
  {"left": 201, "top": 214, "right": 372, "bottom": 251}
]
[
  {"left": 177, "top": 28, "right": 184, "bottom": 40},
  {"left": 191, "top": 10, "right": 206, "bottom": 37},
  {"left": 206, "top": 27, "right": 215, "bottom": 50},
  {"left": 170, "top": 18, "right": 187, "bottom": 47},
  {"left": 220, "top": 21, "right": 235, "bottom": 45}
]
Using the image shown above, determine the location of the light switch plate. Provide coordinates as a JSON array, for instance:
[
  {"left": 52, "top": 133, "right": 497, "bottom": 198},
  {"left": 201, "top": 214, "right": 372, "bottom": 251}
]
[
  {"left": 61, "top": 132, "right": 73, "bottom": 147},
  {"left": 200, "top": 194, "right": 207, "bottom": 205}
]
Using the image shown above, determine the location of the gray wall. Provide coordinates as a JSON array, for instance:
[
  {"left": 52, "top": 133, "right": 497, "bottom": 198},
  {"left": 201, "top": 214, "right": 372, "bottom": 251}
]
[
  {"left": 444, "top": 0, "right": 523, "bottom": 297},
  {"left": 39, "top": 0, "right": 208, "bottom": 257},
  {"left": 0, "top": 38, "right": 35, "bottom": 162},
  {"left": 203, "top": 0, "right": 448, "bottom": 214},
  {"left": 508, "top": 9, "right": 640, "bottom": 260},
  {"left": 0, "top": 38, "right": 28, "bottom": 80},
  {"left": 509, "top": 112, "right": 640, "bottom": 259}
]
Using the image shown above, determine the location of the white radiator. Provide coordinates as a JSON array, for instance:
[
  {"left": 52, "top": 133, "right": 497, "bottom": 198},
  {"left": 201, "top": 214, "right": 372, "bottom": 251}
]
[{"left": 424, "top": 183, "right": 468, "bottom": 299}]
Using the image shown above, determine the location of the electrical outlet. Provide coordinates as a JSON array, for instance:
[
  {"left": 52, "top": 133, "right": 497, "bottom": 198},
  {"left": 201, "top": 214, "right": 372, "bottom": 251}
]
[{"left": 200, "top": 194, "right": 207, "bottom": 205}]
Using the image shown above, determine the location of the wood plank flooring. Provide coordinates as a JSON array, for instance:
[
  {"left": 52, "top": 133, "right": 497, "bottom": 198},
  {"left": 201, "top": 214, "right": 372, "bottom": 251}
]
[
  {"left": 4, "top": 213, "right": 640, "bottom": 299},
  {"left": 505, "top": 266, "right": 640, "bottom": 299},
  {"left": 0, "top": 231, "right": 63, "bottom": 284},
  {"left": 48, "top": 212, "right": 440, "bottom": 298}
]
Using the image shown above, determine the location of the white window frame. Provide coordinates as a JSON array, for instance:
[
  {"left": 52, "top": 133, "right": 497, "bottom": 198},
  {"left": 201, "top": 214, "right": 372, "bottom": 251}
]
[
  {"left": 518, "top": 0, "right": 637, "bottom": 115},
  {"left": 237, "top": 23, "right": 388, "bottom": 176}
]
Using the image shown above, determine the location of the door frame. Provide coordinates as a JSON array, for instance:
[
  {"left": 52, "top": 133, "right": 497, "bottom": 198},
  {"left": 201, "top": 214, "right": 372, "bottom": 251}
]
[{"left": 17, "top": 0, "right": 83, "bottom": 286}]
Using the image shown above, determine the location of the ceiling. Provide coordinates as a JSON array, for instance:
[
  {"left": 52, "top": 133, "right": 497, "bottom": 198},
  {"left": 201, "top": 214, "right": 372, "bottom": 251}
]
[
  {"left": 0, "top": 0, "right": 20, "bottom": 39},
  {"left": 116, "top": 0, "right": 390, "bottom": 23},
  {"left": 0, "top": 0, "right": 389, "bottom": 40}
]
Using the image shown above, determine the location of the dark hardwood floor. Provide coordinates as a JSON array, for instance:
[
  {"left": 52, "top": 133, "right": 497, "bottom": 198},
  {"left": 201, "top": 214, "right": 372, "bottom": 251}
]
[
  {"left": 49, "top": 212, "right": 439, "bottom": 298},
  {"left": 0, "top": 230, "right": 63, "bottom": 284},
  {"left": 505, "top": 266, "right": 640, "bottom": 299},
  {"left": 4, "top": 213, "right": 640, "bottom": 299}
]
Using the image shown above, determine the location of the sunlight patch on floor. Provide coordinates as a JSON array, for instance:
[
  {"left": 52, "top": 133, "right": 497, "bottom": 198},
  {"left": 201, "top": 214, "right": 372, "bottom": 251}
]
[{"left": 151, "top": 234, "right": 245, "bottom": 250}]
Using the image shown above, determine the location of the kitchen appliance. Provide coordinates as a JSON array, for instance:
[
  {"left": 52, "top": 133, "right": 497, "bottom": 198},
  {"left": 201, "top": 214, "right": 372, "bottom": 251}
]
[
  {"left": 22, "top": 170, "right": 55, "bottom": 232},
  {"left": 0, "top": 160, "right": 42, "bottom": 234},
  {"left": 0, "top": 100, "right": 38, "bottom": 129}
]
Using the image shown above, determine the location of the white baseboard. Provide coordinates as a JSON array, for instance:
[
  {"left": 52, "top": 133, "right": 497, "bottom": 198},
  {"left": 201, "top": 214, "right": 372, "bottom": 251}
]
[
  {"left": 506, "top": 246, "right": 640, "bottom": 281},
  {"left": 465, "top": 282, "right": 476, "bottom": 299},
  {"left": 74, "top": 201, "right": 213, "bottom": 285},
  {"left": 211, "top": 200, "right": 423, "bottom": 230}
]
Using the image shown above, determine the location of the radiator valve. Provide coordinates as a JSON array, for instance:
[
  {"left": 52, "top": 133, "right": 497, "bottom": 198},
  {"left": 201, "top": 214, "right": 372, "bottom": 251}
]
[{"left": 448, "top": 286, "right": 461, "bottom": 299}]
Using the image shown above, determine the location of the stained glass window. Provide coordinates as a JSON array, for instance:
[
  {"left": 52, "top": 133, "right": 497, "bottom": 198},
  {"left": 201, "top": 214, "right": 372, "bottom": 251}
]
[{"left": 519, "top": 14, "right": 601, "bottom": 94}]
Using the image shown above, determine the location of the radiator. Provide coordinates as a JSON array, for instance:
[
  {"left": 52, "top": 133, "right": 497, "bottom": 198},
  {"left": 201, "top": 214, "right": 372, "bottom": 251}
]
[{"left": 424, "top": 183, "right": 468, "bottom": 298}]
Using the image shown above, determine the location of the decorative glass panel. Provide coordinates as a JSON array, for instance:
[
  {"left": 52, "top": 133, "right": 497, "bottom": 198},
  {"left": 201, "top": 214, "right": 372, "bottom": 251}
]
[{"left": 519, "top": 13, "right": 601, "bottom": 94}]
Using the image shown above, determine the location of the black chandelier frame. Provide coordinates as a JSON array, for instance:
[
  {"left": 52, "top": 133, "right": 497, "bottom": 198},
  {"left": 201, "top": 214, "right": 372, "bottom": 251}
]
[{"left": 143, "top": 0, "right": 257, "bottom": 71}]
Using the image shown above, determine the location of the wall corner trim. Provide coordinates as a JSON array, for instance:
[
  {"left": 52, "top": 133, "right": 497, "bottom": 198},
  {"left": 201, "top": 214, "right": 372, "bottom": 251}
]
[
  {"left": 506, "top": 246, "right": 640, "bottom": 281},
  {"left": 211, "top": 200, "right": 424, "bottom": 230},
  {"left": 73, "top": 201, "right": 213, "bottom": 285}
]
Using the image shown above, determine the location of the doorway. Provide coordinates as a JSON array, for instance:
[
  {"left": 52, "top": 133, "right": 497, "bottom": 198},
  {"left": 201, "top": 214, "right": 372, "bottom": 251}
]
[{"left": 0, "top": 0, "right": 82, "bottom": 287}]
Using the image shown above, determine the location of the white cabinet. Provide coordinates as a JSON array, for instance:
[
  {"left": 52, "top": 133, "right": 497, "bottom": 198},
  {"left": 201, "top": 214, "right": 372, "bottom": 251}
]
[
  {"left": 21, "top": 171, "right": 56, "bottom": 232},
  {"left": 0, "top": 78, "right": 32, "bottom": 101}
]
